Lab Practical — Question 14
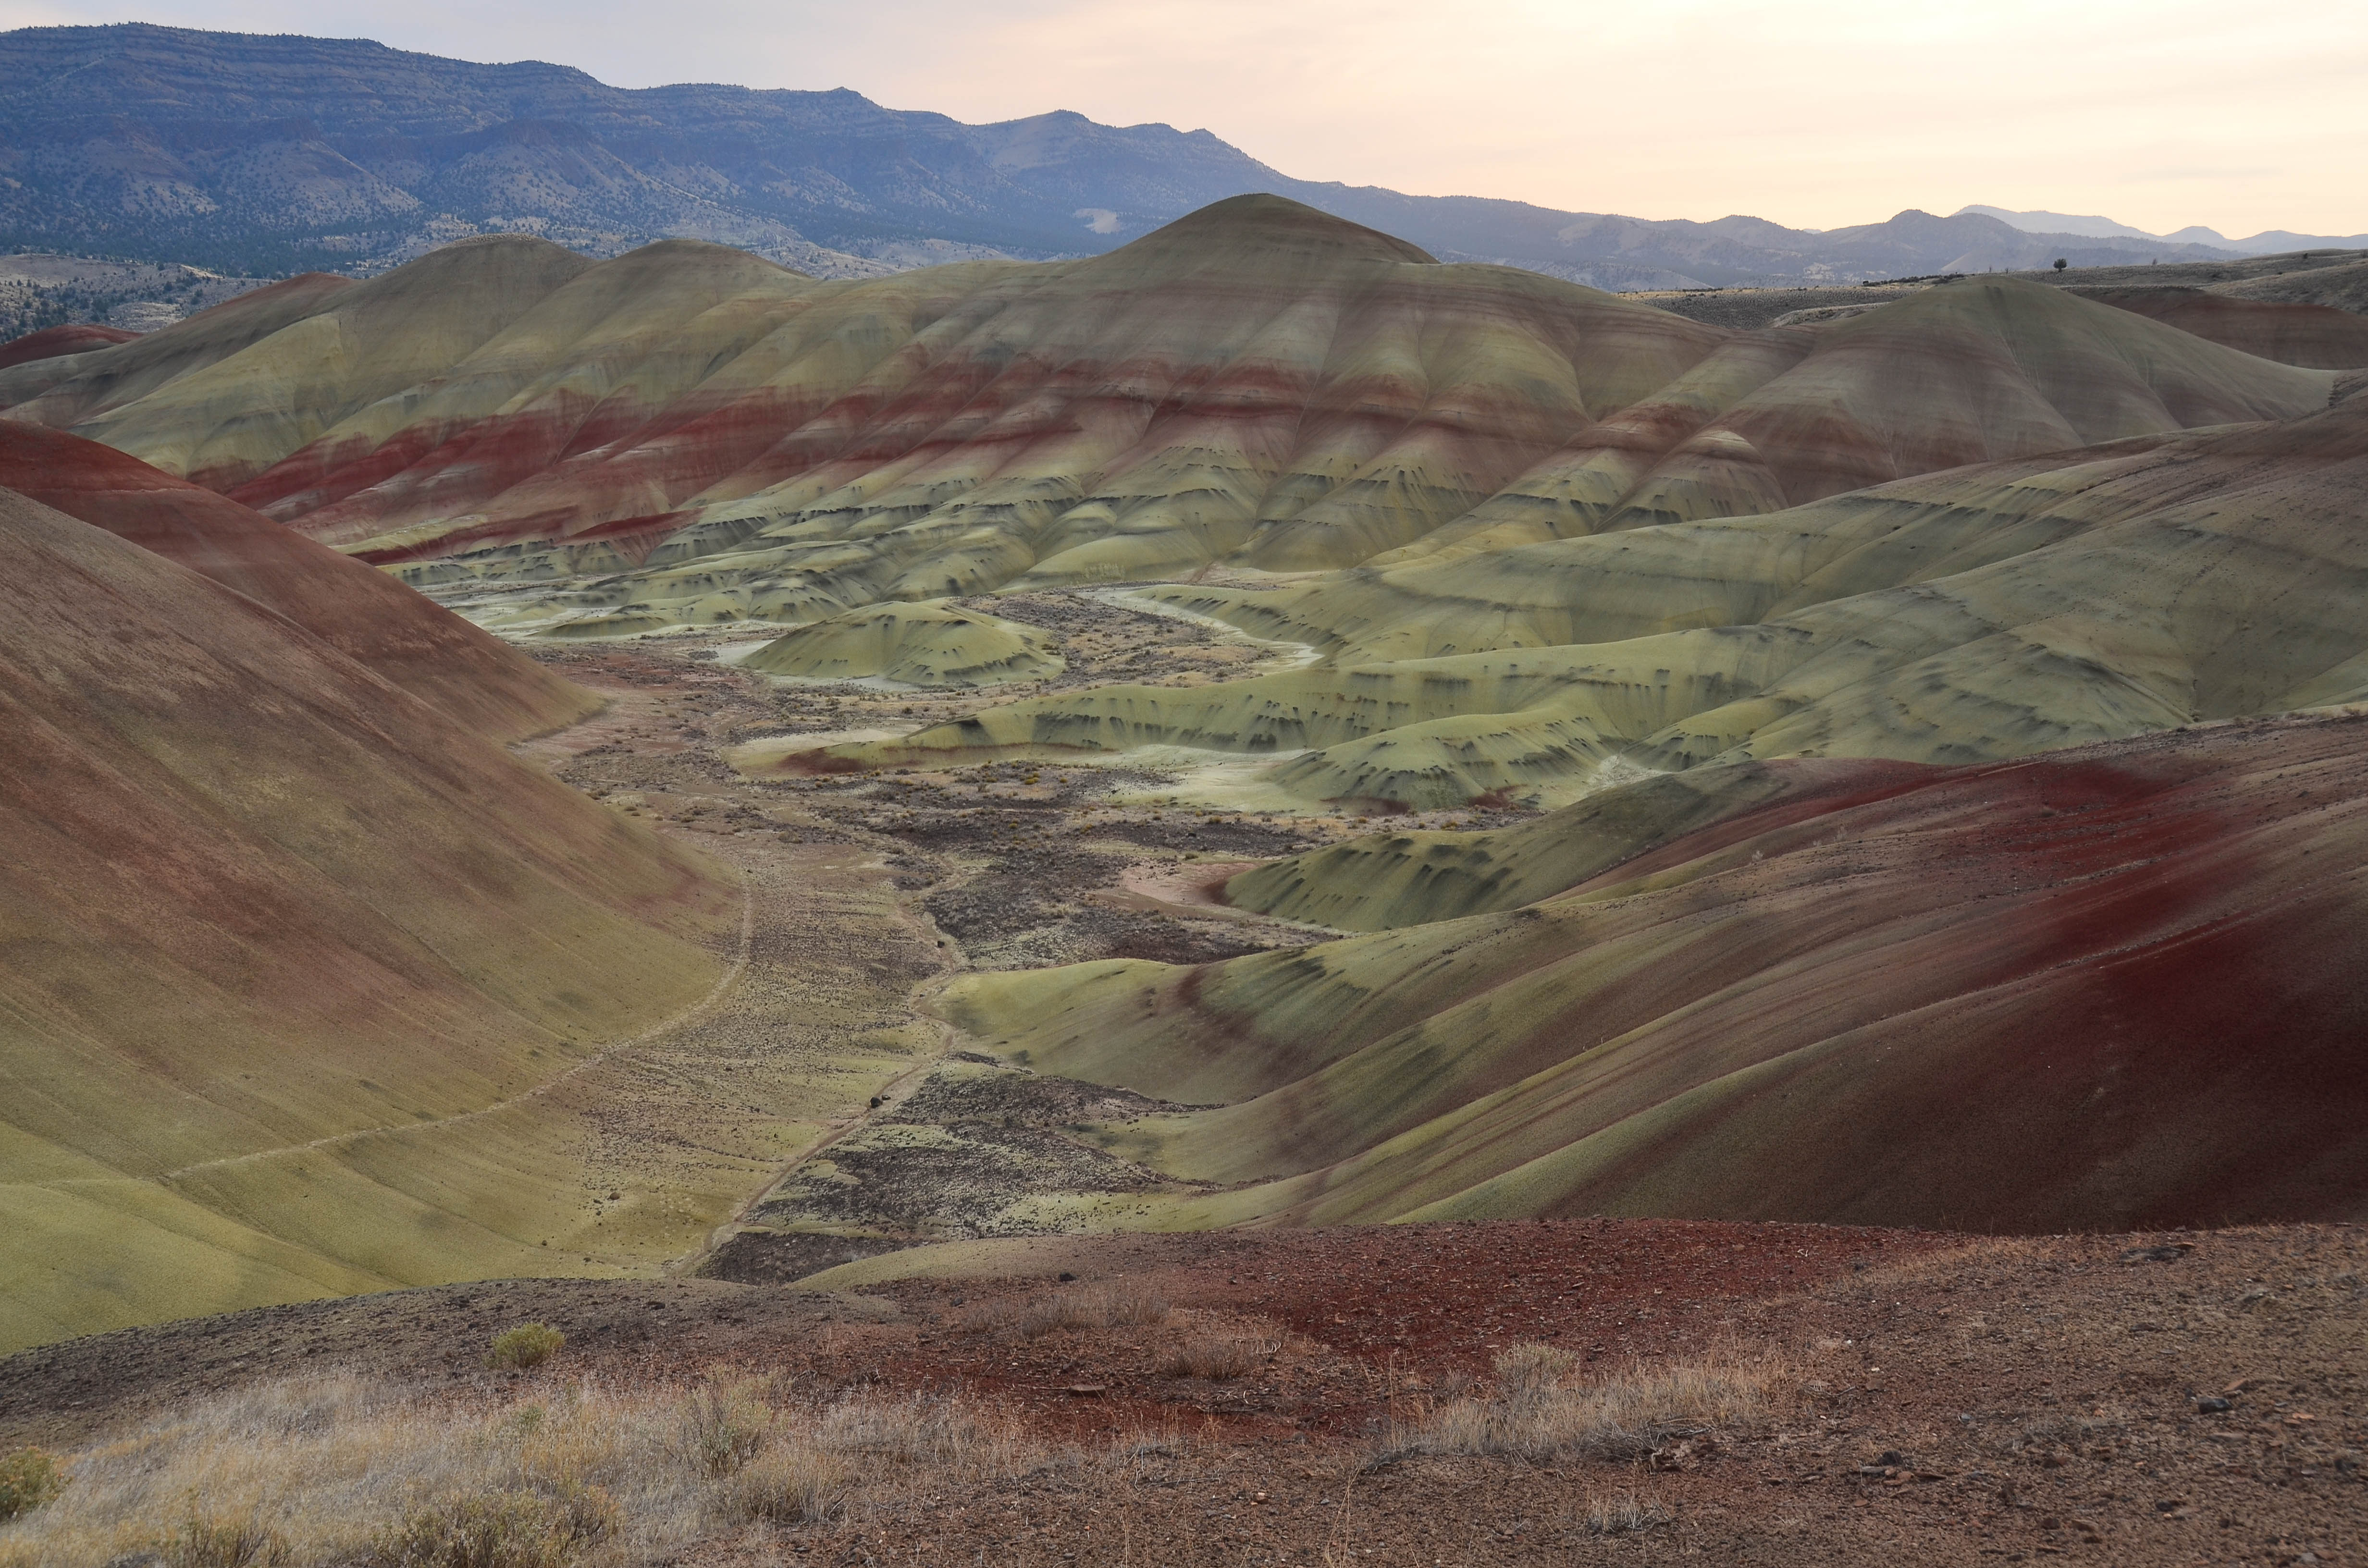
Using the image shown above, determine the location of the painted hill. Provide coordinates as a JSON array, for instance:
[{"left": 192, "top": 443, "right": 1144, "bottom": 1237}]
[
  {"left": 2068, "top": 286, "right": 2368, "bottom": 369},
  {"left": 770, "top": 380, "right": 2368, "bottom": 1239},
  {"left": 0, "top": 201, "right": 2326, "bottom": 651},
  {"left": 0, "top": 271, "right": 358, "bottom": 433},
  {"left": 812, "top": 347, "right": 2355, "bottom": 808},
  {"left": 3, "top": 199, "right": 1744, "bottom": 610},
  {"left": 946, "top": 710, "right": 2368, "bottom": 1233},
  {"left": 743, "top": 600, "right": 1064, "bottom": 687},
  {"left": 0, "top": 322, "right": 136, "bottom": 369},
  {"left": 0, "top": 23, "right": 2242, "bottom": 284},
  {"left": 0, "top": 482, "right": 735, "bottom": 1351},
  {"left": 0, "top": 420, "right": 594, "bottom": 739}
]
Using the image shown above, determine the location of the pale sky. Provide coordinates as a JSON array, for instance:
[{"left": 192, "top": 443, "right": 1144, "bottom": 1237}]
[{"left": 6, "top": 0, "right": 2364, "bottom": 238}]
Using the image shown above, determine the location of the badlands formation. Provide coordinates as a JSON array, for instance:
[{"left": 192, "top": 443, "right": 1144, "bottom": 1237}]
[
  {"left": 5, "top": 195, "right": 2368, "bottom": 1353},
  {"left": 0, "top": 422, "right": 749, "bottom": 1352}
]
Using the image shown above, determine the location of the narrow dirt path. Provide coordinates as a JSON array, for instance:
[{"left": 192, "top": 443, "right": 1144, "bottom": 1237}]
[{"left": 156, "top": 871, "right": 758, "bottom": 1184}]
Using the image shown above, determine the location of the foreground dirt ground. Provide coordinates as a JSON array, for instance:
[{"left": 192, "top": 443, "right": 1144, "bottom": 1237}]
[{"left": 3, "top": 1219, "right": 2358, "bottom": 1565}]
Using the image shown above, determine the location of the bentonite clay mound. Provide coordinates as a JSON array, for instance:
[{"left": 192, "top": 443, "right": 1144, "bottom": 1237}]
[
  {"left": 2070, "top": 285, "right": 2368, "bottom": 368},
  {"left": 0, "top": 485, "right": 732, "bottom": 1354},
  {"left": 0, "top": 420, "right": 594, "bottom": 739},
  {"left": 947, "top": 710, "right": 2368, "bottom": 1235},
  {"left": 0, "top": 197, "right": 2331, "bottom": 644},
  {"left": 0, "top": 321, "right": 137, "bottom": 370}
]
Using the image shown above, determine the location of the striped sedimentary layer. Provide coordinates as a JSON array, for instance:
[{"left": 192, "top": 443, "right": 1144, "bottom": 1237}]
[
  {"left": 0, "top": 463, "right": 731, "bottom": 1351},
  {"left": 0, "top": 196, "right": 2331, "bottom": 649},
  {"left": 947, "top": 712, "right": 2368, "bottom": 1232},
  {"left": 821, "top": 392, "right": 2368, "bottom": 807}
]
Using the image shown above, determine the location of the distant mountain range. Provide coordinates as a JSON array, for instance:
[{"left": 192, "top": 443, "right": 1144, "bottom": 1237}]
[
  {"left": 0, "top": 23, "right": 2313, "bottom": 287},
  {"left": 1958, "top": 206, "right": 2368, "bottom": 257}
]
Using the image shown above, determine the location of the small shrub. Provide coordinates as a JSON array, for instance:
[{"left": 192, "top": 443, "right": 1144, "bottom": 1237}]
[
  {"left": 1582, "top": 1488, "right": 1673, "bottom": 1535},
  {"left": 486, "top": 1324, "right": 565, "bottom": 1370},
  {"left": 1098, "top": 1286, "right": 1171, "bottom": 1326},
  {"left": 1492, "top": 1343, "right": 1575, "bottom": 1409},
  {"left": 681, "top": 1374, "right": 775, "bottom": 1476},
  {"left": 368, "top": 1484, "right": 617, "bottom": 1568},
  {"left": 730, "top": 1446, "right": 848, "bottom": 1523},
  {"left": 163, "top": 1515, "right": 292, "bottom": 1568},
  {"left": 1014, "top": 1294, "right": 1100, "bottom": 1338},
  {"left": 0, "top": 1446, "right": 63, "bottom": 1521},
  {"left": 1396, "top": 1342, "right": 1788, "bottom": 1461},
  {"left": 1156, "top": 1333, "right": 1277, "bottom": 1381},
  {"left": 964, "top": 1285, "right": 1170, "bottom": 1338}
]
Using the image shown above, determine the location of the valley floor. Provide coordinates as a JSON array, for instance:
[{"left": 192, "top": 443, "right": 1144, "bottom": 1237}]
[{"left": 510, "top": 591, "right": 1545, "bottom": 1278}]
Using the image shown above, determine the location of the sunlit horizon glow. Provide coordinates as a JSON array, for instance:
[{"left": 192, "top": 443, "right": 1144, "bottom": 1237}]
[{"left": 3, "top": 0, "right": 2362, "bottom": 239}]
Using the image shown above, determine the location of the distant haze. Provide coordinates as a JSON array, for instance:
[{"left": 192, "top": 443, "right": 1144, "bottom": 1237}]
[
  {"left": 5, "top": 0, "right": 2361, "bottom": 240},
  {"left": 1957, "top": 206, "right": 2367, "bottom": 253}
]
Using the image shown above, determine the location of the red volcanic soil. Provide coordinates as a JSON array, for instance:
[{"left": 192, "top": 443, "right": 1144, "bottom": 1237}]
[
  {"left": 0, "top": 321, "right": 137, "bottom": 369},
  {"left": 0, "top": 420, "right": 592, "bottom": 740},
  {"left": 4, "top": 1219, "right": 2361, "bottom": 1566}
]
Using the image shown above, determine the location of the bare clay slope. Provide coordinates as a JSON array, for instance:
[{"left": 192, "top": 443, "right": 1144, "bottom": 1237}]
[
  {"left": 7, "top": 200, "right": 1715, "bottom": 626},
  {"left": 828, "top": 389, "right": 2368, "bottom": 810},
  {"left": 0, "top": 322, "right": 136, "bottom": 370},
  {"left": 0, "top": 489, "right": 731, "bottom": 1352},
  {"left": 260, "top": 196, "right": 1720, "bottom": 610},
  {"left": 0, "top": 421, "right": 593, "bottom": 738},
  {"left": 2067, "top": 285, "right": 2368, "bottom": 369},
  {"left": 0, "top": 204, "right": 2331, "bottom": 653},
  {"left": 0, "top": 270, "right": 356, "bottom": 422},
  {"left": 948, "top": 711, "right": 2368, "bottom": 1235}
]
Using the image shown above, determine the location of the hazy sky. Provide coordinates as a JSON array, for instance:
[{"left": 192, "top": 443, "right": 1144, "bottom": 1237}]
[{"left": 6, "top": 0, "right": 2363, "bottom": 236}]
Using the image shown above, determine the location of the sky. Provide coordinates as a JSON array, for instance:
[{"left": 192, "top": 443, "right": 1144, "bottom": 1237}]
[{"left": 4, "top": 0, "right": 2364, "bottom": 238}]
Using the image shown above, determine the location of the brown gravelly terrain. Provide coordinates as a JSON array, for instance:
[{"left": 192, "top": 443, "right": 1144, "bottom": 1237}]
[{"left": 3, "top": 1219, "right": 2358, "bottom": 1565}]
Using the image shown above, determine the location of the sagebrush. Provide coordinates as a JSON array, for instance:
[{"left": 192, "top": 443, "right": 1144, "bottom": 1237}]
[
  {"left": 0, "top": 1447, "right": 62, "bottom": 1523},
  {"left": 486, "top": 1324, "right": 566, "bottom": 1370}
]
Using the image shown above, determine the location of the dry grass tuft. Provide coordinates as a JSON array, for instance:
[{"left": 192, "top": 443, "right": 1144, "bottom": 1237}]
[
  {"left": 0, "top": 1373, "right": 1043, "bottom": 1568},
  {"left": 364, "top": 1483, "right": 616, "bottom": 1568},
  {"left": 960, "top": 1284, "right": 1170, "bottom": 1339},
  {"left": 728, "top": 1448, "right": 848, "bottom": 1524},
  {"left": 1389, "top": 1342, "right": 1789, "bottom": 1462},
  {"left": 1846, "top": 1237, "right": 2048, "bottom": 1292},
  {"left": 1097, "top": 1285, "right": 1173, "bottom": 1326},
  {"left": 162, "top": 1514, "right": 292, "bottom": 1568},
  {"left": 486, "top": 1324, "right": 565, "bottom": 1371},
  {"left": 1156, "top": 1332, "right": 1281, "bottom": 1381},
  {"left": 1580, "top": 1487, "right": 1674, "bottom": 1535}
]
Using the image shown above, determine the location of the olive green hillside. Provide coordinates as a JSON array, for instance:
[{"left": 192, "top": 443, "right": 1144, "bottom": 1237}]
[
  {"left": 939, "top": 713, "right": 2368, "bottom": 1236},
  {"left": 0, "top": 488, "right": 733, "bottom": 1353},
  {"left": 741, "top": 599, "right": 1064, "bottom": 686},
  {"left": 814, "top": 392, "right": 2368, "bottom": 810}
]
